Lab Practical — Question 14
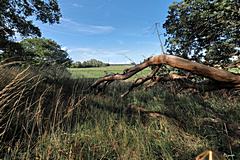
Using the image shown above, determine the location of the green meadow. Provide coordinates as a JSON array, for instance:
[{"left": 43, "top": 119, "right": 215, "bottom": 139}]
[{"left": 69, "top": 65, "right": 151, "bottom": 79}]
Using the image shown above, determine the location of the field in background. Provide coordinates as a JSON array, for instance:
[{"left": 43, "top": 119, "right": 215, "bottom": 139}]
[
  {"left": 69, "top": 66, "right": 240, "bottom": 80},
  {"left": 68, "top": 65, "right": 151, "bottom": 79}
]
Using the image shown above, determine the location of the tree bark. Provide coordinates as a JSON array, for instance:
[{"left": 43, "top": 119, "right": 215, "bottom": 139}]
[{"left": 91, "top": 55, "right": 240, "bottom": 94}]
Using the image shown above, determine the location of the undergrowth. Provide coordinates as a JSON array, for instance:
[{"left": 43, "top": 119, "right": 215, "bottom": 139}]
[{"left": 0, "top": 65, "right": 239, "bottom": 159}]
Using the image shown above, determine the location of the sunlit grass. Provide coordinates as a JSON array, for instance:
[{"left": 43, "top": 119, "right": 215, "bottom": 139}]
[
  {"left": 1, "top": 66, "right": 239, "bottom": 159},
  {"left": 68, "top": 65, "right": 151, "bottom": 79}
]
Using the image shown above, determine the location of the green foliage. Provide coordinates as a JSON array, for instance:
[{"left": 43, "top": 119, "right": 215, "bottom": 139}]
[
  {"left": 20, "top": 38, "right": 72, "bottom": 66},
  {"left": 0, "top": 0, "right": 61, "bottom": 41},
  {"left": 0, "top": 41, "right": 25, "bottom": 60},
  {"left": 163, "top": 0, "right": 240, "bottom": 65},
  {"left": 71, "top": 61, "right": 82, "bottom": 68},
  {"left": 0, "top": 0, "right": 61, "bottom": 56},
  {"left": 71, "top": 59, "right": 110, "bottom": 68}
]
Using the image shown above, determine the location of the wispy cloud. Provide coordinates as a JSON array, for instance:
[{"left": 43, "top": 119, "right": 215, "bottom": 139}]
[
  {"left": 69, "top": 47, "right": 129, "bottom": 55},
  {"left": 61, "top": 46, "right": 68, "bottom": 51},
  {"left": 72, "top": 3, "right": 84, "bottom": 8},
  {"left": 61, "top": 18, "right": 115, "bottom": 34},
  {"left": 68, "top": 47, "right": 132, "bottom": 63},
  {"left": 67, "top": 46, "right": 159, "bottom": 64}
]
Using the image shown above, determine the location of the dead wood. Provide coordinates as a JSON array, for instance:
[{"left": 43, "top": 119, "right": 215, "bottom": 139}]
[{"left": 91, "top": 55, "right": 240, "bottom": 96}]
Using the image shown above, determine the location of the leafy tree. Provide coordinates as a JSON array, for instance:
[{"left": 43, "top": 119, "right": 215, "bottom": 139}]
[
  {"left": 71, "top": 61, "right": 82, "bottom": 68},
  {"left": 83, "top": 59, "right": 108, "bottom": 67},
  {"left": 20, "top": 38, "right": 72, "bottom": 66},
  {"left": 0, "top": 0, "right": 61, "bottom": 55},
  {"left": 71, "top": 59, "right": 109, "bottom": 68},
  {"left": 163, "top": 0, "right": 240, "bottom": 65}
]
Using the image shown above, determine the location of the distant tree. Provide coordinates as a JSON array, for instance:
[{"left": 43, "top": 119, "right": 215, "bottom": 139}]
[
  {"left": 71, "top": 59, "right": 109, "bottom": 68},
  {"left": 20, "top": 38, "right": 72, "bottom": 66},
  {"left": 131, "top": 62, "right": 136, "bottom": 65},
  {"left": 163, "top": 0, "right": 240, "bottom": 66},
  {"left": 0, "top": 0, "right": 61, "bottom": 57},
  {"left": 71, "top": 61, "right": 82, "bottom": 68}
]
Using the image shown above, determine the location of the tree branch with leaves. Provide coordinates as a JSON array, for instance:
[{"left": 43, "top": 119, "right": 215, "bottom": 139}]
[{"left": 0, "top": 0, "right": 61, "bottom": 58}]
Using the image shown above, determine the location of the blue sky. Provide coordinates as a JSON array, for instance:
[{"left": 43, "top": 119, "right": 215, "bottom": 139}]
[{"left": 37, "top": 0, "right": 176, "bottom": 64}]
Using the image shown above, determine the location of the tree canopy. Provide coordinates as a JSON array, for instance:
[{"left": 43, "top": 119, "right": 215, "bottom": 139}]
[
  {"left": 0, "top": 0, "right": 61, "bottom": 53},
  {"left": 163, "top": 0, "right": 240, "bottom": 66},
  {"left": 20, "top": 38, "right": 72, "bottom": 66}
]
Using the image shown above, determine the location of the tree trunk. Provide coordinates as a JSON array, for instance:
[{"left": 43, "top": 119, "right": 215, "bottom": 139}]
[{"left": 91, "top": 55, "right": 240, "bottom": 95}]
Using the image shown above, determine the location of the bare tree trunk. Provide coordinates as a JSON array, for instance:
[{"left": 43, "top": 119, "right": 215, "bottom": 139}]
[{"left": 91, "top": 55, "right": 240, "bottom": 95}]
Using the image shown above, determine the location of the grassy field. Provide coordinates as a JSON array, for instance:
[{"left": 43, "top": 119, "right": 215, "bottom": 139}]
[
  {"left": 68, "top": 65, "right": 151, "bottom": 79},
  {"left": 68, "top": 65, "right": 240, "bottom": 79},
  {"left": 1, "top": 66, "right": 240, "bottom": 159}
]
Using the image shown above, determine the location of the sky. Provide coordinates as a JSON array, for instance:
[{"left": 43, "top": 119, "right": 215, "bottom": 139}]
[{"left": 36, "top": 0, "right": 177, "bottom": 64}]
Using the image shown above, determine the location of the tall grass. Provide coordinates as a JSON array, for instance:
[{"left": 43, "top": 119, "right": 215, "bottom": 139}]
[
  {"left": 0, "top": 65, "right": 239, "bottom": 159},
  {"left": 0, "top": 65, "right": 85, "bottom": 158}
]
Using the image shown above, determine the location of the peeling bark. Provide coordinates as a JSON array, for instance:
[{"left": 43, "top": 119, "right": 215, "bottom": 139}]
[{"left": 91, "top": 55, "right": 240, "bottom": 95}]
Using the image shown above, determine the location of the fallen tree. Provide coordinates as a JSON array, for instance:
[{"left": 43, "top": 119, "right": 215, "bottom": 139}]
[{"left": 91, "top": 54, "right": 240, "bottom": 97}]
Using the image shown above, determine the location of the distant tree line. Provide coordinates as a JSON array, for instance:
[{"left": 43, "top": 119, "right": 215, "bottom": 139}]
[{"left": 71, "top": 59, "right": 110, "bottom": 68}]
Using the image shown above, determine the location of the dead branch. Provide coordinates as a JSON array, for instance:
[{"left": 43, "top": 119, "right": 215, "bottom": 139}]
[
  {"left": 120, "top": 65, "right": 160, "bottom": 97},
  {"left": 91, "top": 55, "right": 240, "bottom": 95},
  {"left": 126, "top": 104, "right": 178, "bottom": 120}
]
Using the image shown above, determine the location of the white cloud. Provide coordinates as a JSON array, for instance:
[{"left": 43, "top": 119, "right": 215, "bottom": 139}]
[
  {"left": 61, "top": 18, "right": 115, "bottom": 34},
  {"left": 68, "top": 47, "right": 133, "bottom": 63},
  {"left": 69, "top": 47, "right": 129, "bottom": 56},
  {"left": 67, "top": 46, "right": 158, "bottom": 64},
  {"left": 62, "top": 46, "right": 68, "bottom": 51},
  {"left": 72, "top": 3, "right": 84, "bottom": 8}
]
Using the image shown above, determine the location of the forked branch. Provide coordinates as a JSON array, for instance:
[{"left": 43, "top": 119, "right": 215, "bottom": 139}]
[{"left": 91, "top": 55, "right": 240, "bottom": 96}]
